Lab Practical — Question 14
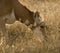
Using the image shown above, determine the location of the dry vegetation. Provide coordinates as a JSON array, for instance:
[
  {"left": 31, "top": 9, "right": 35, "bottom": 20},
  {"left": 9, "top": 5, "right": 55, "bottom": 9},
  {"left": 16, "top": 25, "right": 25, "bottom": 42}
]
[{"left": 0, "top": 0, "right": 60, "bottom": 53}]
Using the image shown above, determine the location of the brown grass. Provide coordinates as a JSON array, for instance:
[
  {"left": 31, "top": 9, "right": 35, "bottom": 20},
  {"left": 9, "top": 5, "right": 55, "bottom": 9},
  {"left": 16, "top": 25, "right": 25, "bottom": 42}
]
[{"left": 0, "top": 0, "right": 60, "bottom": 53}]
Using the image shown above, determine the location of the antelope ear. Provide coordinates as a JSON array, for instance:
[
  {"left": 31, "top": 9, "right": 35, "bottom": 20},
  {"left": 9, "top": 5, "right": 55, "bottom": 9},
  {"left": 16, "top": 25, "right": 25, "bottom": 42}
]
[{"left": 33, "top": 11, "right": 40, "bottom": 18}]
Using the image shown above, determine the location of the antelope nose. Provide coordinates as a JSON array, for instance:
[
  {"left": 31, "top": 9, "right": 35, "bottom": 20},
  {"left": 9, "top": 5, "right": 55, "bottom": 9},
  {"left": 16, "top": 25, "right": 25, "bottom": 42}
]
[{"left": 39, "top": 22, "right": 45, "bottom": 28}]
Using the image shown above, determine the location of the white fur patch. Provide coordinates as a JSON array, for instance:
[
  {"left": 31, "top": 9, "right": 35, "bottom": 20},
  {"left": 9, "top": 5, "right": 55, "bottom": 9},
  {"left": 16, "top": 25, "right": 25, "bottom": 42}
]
[
  {"left": 5, "top": 9, "right": 16, "bottom": 24},
  {"left": 24, "top": 19, "right": 30, "bottom": 25}
]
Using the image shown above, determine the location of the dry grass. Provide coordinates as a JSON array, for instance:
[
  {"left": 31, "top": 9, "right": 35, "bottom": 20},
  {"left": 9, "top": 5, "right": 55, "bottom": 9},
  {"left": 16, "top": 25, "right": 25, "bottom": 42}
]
[
  {"left": 0, "top": 0, "right": 60, "bottom": 53},
  {"left": 17, "top": 0, "right": 60, "bottom": 53}
]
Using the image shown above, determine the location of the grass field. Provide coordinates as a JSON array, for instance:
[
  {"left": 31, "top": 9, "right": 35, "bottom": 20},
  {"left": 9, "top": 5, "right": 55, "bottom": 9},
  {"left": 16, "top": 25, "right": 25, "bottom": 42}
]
[{"left": 0, "top": 0, "right": 60, "bottom": 53}]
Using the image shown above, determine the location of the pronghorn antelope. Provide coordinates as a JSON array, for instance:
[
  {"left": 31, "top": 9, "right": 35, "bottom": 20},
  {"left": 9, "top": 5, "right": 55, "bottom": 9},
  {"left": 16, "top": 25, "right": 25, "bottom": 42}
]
[
  {"left": 0, "top": 0, "right": 45, "bottom": 36},
  {"left": 12, "top": 0, "right": 45, "bottom": 29}
]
